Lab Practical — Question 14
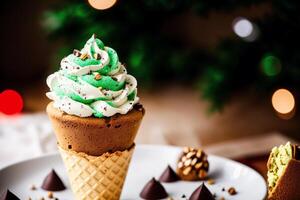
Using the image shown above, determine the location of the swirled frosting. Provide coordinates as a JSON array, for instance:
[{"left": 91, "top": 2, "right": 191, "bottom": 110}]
[{"left": 46, "top": 34, "right": 139, "bottom": 118}]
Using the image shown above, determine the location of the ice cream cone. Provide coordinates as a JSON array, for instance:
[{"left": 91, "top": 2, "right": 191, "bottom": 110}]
[
  {"left": 45, "top": 35, "right": 145, "bottom": 200},
  {"left": 47, "top": 102, "right": 144, "bottom": 200},
  {"left": 59, "top": 145, "right": 135, "bottom": 200}
]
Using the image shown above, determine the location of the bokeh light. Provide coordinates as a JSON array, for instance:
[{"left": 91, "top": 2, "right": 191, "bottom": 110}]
[
  {"left": 261, "top": 54, "right": 281, "bottom": 76},
  {"left": 88, "top": 0, "right": 117, "bottom": 10},
  {"left": 232, "top": 17, "right": 258, "bottom": 41},
  {"left": 0, "top": 89, "right": 24, "bottom": 115},
  {"left": 272, "top": 89, "right": 295, "bottom": 119}
]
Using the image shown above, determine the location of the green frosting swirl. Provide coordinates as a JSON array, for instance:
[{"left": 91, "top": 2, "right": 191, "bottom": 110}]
[{"left": 46, "top": 34, "right": 138, "bottom": 118}]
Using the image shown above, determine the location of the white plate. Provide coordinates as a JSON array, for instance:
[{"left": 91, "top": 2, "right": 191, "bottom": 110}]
[{"left": 0, "top": 144, "right": 267, "bottom": 200}]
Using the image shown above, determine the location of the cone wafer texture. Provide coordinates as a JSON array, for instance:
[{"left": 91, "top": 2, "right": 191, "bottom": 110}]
[{"left": 59, "top": 145, "right": 135, "bottom": 200}]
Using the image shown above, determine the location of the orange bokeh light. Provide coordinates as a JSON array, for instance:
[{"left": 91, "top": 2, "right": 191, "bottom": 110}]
[
  {"left": 88, "top": 0, "right": 117, "bottom": 10},
  {"left": 271, "top": 89, "right": 295, "bottom": 115}
]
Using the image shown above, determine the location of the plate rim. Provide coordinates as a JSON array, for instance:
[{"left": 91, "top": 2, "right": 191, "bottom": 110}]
[{"left": 0, "top": 144, "right": 267, "bottom": 199}]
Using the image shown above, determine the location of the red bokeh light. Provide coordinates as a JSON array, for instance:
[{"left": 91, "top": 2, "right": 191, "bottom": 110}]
[{"left": 0, "top": 89, "right": 23, "bottom": 115}]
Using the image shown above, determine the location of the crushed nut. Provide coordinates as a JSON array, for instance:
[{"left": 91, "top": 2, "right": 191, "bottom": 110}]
[
  {"left": 186, "top": 152, "right": 196, "bottom": 158},
  {"left": 183, "top": 166, "right": 192, "bottom": 175},
  {"left": 196, "top": 150, "right": 202, "bottom": 158},
  {"left": 198, "top": 169, "right": 207, "bottom": 179},
  {"left": 184, "top": 159, "right": 192, "bottom": 166},
  {"left": 228, "top": 187, "right": 237, "bottom": 195},
  {"left": 191, "top": 158, "right": 197, "bottom": 166},
  {"left": 181, "top": 156, "right": 187, "bottom": 162},
  {"left": 80, "top": 53, "right": 89, "bottom": 60},
  {"left": 177, "top": 162, "right": 184, "bottom": 168},
  {"left": 47, "top": 191, "right": 54, "bottom": 198},
  {"left": 94, "top": 73, "right": 102, "bottom": 80},
  {"left": 207, "top": 178, "right": 215, "bottom": 185},
  {"left": 194, "top": 162, "right": 203, "bottom": 169}
]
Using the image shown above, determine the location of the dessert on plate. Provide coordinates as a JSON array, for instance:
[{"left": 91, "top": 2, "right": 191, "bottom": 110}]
[
  {"left": 46, "top": 34, "right": 145, "bottom": 200},
  {"left": 177, "top": 147, "right": 209, "bottom": 181},
  {"left": 267, "top": 142, "right": 300, "bottom": 200}
]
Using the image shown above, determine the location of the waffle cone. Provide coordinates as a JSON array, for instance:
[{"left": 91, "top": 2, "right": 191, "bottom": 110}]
[{"left": 59, "top": 145, "right": 135, "bottom": 200}]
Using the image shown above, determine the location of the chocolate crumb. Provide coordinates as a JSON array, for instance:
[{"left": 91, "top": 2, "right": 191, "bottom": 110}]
[
  {"left": 115, "top": 124, "right": 121, "bottom": 128},
  {"left": 30, "top": 184, "right": 36, "bottom": 190},
  {"left": 228, "top": 187, "right": 237, "bottom": 195},
  {"left": 220, "top": 197, "right": 225, "bottom": 200},
  {"left": 181, "top": 194, "right": 186, "bottom": 198},
  {"left": 47, "top": 192, "right": 54, "bottom": 199},
  {"left": 134, "top": 103, "right": 143, "bottom": 111},
  {"left": 39, "top": 198, "right": 45, "bottom": 200},
  {"left": 222, "top": 187, "right": 225, "bottom": 192},
  {"left": 68, "top": 145, "right": 72, "bottom": 149}
]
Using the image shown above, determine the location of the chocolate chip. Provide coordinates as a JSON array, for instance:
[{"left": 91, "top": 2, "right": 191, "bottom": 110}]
[
  {"left": 73, "top": 49, "right": 82, "bottom": 57},
  {"left": 68, "top": 145, "right": 72, "bottom": 149}
]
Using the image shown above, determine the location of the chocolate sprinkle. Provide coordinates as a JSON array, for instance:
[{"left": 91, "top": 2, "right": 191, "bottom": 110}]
[{"left": 73, "top": 49, "right": 82, "bottom": 57}]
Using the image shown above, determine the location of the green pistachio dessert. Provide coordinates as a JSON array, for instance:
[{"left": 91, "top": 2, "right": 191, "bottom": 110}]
[{"left": 267, "top": 142, "right": 300, "bottom": 200}]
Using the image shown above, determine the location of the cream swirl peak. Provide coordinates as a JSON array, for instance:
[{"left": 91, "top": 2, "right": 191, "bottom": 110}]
[{"left": 46, "top": 34, "right": 139, "bottom": 118}]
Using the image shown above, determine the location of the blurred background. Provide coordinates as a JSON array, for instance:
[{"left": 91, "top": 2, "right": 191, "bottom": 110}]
[{"left": 1, "top": 0, "right": 300, "bottom": 175}]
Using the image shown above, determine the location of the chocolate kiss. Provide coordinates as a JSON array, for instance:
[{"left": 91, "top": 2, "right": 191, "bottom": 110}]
[
  {"left": 0, "top": 189, "right": 20, "bottom": 200},
  {"left": 41, "top": 169, "right": 66, "bottom": 191},
  {"left": 140, "top": 178, "right": 168, "bottom": 199},
  {"left": 159, "top": 165, "right": 180, "bottom": 182},
  {"left": 189, "top": 183, "right": 215, "bottom": 200}
]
